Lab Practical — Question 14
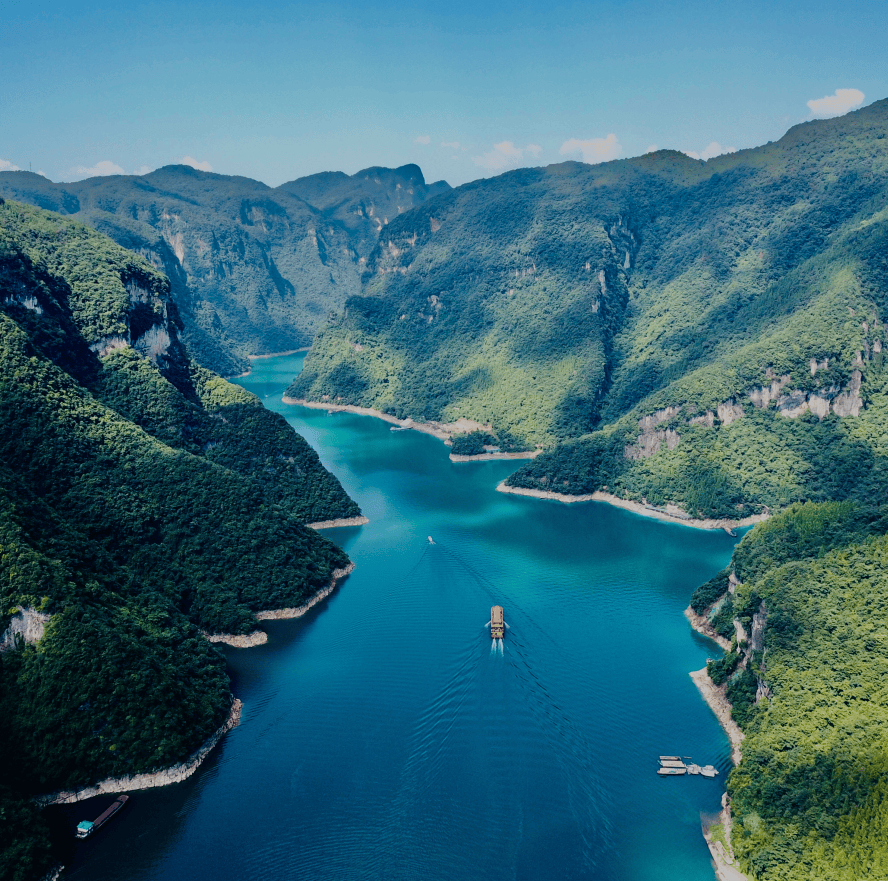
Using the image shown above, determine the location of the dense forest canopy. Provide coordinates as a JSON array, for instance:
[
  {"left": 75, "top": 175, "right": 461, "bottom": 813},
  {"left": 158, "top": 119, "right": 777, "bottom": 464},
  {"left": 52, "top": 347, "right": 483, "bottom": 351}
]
[
  {"left": 0, "top": 164, "right": 449, "bottom": 375},
  {"left": 691, "top": 502, "right": 888, "bottom": 881},
  {"left": 0, "top": 199, "right": 360, "bottom": 877},
  {"left": 290, "top": 99, "right": 888, "bottom": 520}
]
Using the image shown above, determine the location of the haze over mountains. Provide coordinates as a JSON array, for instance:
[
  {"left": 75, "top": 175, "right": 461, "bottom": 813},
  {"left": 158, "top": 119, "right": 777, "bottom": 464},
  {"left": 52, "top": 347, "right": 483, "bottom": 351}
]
[{"left": 0, "top": 163, "right": 450, "bottom": 376}]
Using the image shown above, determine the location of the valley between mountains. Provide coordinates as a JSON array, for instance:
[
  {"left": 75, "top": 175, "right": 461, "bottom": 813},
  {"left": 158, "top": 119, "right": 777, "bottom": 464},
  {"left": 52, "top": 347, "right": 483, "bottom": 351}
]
[{"left": 2, "top": 99, "right": 888, "bottom": 881}]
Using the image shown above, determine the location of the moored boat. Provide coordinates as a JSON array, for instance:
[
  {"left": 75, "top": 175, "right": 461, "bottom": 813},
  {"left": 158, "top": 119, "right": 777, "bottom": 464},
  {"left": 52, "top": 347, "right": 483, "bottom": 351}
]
[
  {"left": 76, "top": 794, "right": 129, "bottom": 838},
  {"left": 657, "top": 766, "right": 687, "bottom": 776}
]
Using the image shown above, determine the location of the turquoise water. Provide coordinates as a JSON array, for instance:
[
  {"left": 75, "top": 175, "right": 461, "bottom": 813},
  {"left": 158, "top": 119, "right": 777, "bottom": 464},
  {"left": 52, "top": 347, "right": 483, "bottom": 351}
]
[{"left": 60, "top": 352, "right": 736, "bottom": 880}]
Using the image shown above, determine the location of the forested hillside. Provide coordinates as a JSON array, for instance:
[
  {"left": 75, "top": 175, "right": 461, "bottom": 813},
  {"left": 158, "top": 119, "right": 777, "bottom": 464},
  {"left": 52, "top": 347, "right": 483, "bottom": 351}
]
[
  {"left": 689, "top": 503, "right": 888, "bottom": 880},
  {"left": 0, "top": 200, "right": 359, "bottom": 878},
  {"left": 290, "top": 99, "right": 888, "bottom": 520},
  {"left": 0, "top": 164, "right": 449, "bottom": 375}
]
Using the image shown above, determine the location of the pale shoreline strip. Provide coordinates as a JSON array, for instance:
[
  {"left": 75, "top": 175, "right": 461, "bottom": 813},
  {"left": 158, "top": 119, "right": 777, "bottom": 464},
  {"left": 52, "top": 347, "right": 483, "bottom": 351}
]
[
  {"left": 202, "top": 630, "right": 268, "bottom": 648},
  {"left": 496, "top": 482, "right": 769, "bottom": 531},
  {"left": 305, "top": 516, "right": 369, "bottom": 529},
  {"left": 249, "top": 348, "right": 310, "bottom": 360},
  {"left": 690, "top": 669, "right": 744, "bottom": 766},
  {"left": 256, "top": 563, "right": 355, "bottom": 621},
  {"left": 449, "top": 451, "right": 540, "bottom": 462},
  {"left": 703, "top": 793, "right": 749, "bottom": 881},
  {"left": 685, "top": 606, "right": 732, "bottom": 651},
  {"left": 226, "top": 348, "right": 311, "bottom": 379},
  {"left": 36, "top": 699, "right": 243, "bottom": 806}
]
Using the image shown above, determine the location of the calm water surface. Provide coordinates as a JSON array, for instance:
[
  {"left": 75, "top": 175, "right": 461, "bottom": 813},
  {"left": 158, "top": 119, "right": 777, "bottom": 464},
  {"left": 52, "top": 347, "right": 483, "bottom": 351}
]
[{"left": 61, "top": 352, "right": 735, "bottom": 880}]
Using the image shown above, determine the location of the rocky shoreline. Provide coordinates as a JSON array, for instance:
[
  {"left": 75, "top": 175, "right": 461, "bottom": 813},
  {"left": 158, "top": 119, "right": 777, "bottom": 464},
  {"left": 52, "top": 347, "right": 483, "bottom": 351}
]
[
  {"left": 255, "top": 563, "right": 355, "bottom": 621},
  {"left": 449, "top": 450, "right": 540, "bottom": 462},
  {"left": 306, "top": 516, "right": 369, "bottom": 529},
  {"left": 495, "top": 482, "right": 769, "bottom": 531},
  {"left": 202, "top": 630, "right": 268, "bottom": 648},
  {"left": 36, "top": 699, "right": 243, "bottom": 806},
  {"left": 282, "top": 397, "right": 493, "bottom": 443}
]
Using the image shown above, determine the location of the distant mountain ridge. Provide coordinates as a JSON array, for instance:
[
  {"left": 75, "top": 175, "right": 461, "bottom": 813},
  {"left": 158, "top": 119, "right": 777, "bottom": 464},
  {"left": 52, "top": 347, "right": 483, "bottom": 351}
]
[{"left": 0, "top": 163, "right": 450, "bottom": 375}]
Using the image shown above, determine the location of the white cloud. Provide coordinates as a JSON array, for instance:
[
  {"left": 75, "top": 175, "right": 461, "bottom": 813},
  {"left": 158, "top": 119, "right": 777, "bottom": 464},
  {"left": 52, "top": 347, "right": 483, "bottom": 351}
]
[
  {"left": 559, "top": 133, "right": 622, "bottom": 164},
  {"left": 644, "top": 144, "right": 658, "bottom": 154},
  {"left": 807, "top": 88, "right": 865, "bottom": 118},
  {"left": 441, "top": 140, "right": 461, "bottom": 149},
  {"left": 472, "top": 140, "right": 542, "bottom": 172},
  {"left": 683, "top": 142, "right": 737, "bottom": 161},
  {"left": 134, "top": 165, "right": 153, "bottom": 176},
  {"left": 68, "top": 159, "right": 125, "bottom": 180},
  {"left": 181, "top": 156, "right": 213, "bottom": 172},
  {"left": 414, "top": 135, "right": 431, "bottom": 145},
  {"left": 0, "top": 158, "right": 21, "bottom": 172}
]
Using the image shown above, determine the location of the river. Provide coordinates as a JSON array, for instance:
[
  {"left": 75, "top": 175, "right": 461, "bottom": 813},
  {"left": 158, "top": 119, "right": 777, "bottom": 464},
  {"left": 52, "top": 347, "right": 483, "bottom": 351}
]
[{"left": 59, "top": 351, "right": 736, "bottom": 881}]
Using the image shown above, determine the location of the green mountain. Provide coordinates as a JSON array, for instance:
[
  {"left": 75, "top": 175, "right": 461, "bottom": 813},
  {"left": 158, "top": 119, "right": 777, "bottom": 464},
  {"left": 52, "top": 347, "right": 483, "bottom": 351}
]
[
  {"left": 0, "top": 198, "right": 359, "bottom": 877},
  {"left": 0, "top": 164, "right": 450, "bottom": 376},
  {"left": 689, "top": 501, "right": 888, "bottom": 881},
  {"left": 279, "top": 163, "right": 451, "bottom": 259},
  {"left": 290, "top": 99, "right": 888, "bottom": 520}
]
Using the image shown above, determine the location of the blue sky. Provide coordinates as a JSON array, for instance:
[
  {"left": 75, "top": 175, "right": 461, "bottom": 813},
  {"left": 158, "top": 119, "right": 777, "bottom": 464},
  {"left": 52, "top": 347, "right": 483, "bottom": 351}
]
[{"left": 1, "top": 0, "right": 886, "bottom": 187}]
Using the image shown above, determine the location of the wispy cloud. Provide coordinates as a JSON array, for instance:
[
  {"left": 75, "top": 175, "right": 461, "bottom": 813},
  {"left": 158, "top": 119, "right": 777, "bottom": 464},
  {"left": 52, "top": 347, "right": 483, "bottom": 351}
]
[
  {"left": 414, "top": 135, "right": 431, "bottom": 145},
  {"left": 559, "top": 134, "right": 621, "bottom": 164},
  {"left": 441, "top": 140, "right": 461, "bottom": 149},
  {"left": 67, "top": 159, "right": 125, "bottom": 180},
  {"left": 683, "top": 141, "right": 737, "bottom": 161},
  {"left": 181, "top": 156, "right": 213, "bottom": 171},
  {"left": 0, "top": 158, "right": 21, "bottom": 172},
  {"left": 807, "top": 88, "right": 865, "bottom": 118},
  {"left": 472, "top": 141, "right": 542, "bottom": 172},
  {"left": 644, "top": 144, "right": 658, "bottom": 154}
]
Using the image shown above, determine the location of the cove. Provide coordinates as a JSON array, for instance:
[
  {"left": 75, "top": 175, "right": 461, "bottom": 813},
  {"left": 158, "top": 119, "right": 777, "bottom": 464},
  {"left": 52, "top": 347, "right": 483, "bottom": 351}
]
[{"left": 58, "top": 352, "right": 737, "bottom": 881}]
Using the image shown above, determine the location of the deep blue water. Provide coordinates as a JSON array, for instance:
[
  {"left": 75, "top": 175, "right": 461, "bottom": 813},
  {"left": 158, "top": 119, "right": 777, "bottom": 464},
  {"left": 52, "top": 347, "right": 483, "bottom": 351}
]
[{"left": 60, "top": 352, "right": 735, "bottom": 880}]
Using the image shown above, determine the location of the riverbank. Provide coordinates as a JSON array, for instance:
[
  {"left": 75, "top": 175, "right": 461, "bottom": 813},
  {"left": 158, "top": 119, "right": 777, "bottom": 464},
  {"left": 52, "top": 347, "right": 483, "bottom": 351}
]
[
  {"left": 703, "top": 793, "right": 748, "bottom": 881},
  {"left": 283, "top": 398, "right": 493, "bottom": 442},
  {"left": 685, "top": 606, "right": 732, "bottom": 651},
  {"left": 228, "top": 348, "right": 312, "bottom": 379},
  {"left": 36, "top": 699, "right": 243, "bottom": 806},
  {"left": 689, "top": 669, "right": 744, "bottom": 766},
  {"left": 306, "top": 516, "right": 369, "bottom": 529},
  {"left": 449, "top": 450, "right": 540, "bottom": 462},
  {"left": 203, "top": 630, "right": 268, "bottom": 648},
  {"left": 496, "top": 483, "right": 769, "bottom": 531},
  {"left": 256, "top": 563, "right": 355, "bottom": 621}
]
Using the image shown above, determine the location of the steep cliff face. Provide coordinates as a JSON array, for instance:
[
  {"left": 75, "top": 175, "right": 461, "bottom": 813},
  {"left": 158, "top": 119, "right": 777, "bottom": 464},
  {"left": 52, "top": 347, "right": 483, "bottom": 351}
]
[{"left": 0, "top": 164, "right": 450, "bottom": 375}]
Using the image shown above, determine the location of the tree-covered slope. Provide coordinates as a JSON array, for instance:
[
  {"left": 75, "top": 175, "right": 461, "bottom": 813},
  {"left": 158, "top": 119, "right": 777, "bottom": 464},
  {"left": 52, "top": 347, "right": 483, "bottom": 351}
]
[
  {"left": 0, "top": 164, "right": 449, "bottom": 375},
  {"left": 290, "top": 99, "right": 888, "bottom": 518},
  {"left": 689, "top": 502, "right": 888, "bottom": 880},
  {"left": 0, "top": 199, "right": 359, "bottom": 877}
]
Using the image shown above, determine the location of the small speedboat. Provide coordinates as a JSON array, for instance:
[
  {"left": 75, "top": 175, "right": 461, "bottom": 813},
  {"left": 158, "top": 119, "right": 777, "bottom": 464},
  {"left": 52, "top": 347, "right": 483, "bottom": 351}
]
[{"left": 700, "top": 765, "right": 719, "bottom": 777}]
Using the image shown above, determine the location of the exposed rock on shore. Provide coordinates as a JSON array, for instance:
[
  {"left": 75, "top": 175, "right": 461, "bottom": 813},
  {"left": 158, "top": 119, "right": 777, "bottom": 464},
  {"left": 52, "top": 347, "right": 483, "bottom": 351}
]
[
  {"left": 202, "top": 630, "right": 268, "bottom": 647},
  {"left": 256, "top": 563, "right": 355, "bottom": 621},
  {"left": 36, "top": 699, "right": 243, "bottom": 806},
  {"left": 306, "top": 516, "right": 369, "bottom": 529},
  {"left": 496, "top": 483, "right": 769, "bottom": 531}
]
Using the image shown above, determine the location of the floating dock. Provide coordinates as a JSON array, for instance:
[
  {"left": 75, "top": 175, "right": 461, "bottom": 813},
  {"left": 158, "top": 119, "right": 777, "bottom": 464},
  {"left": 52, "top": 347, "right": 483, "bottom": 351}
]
[{"left": 656, "top": 756, "right": 719, "bottom": 778}]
